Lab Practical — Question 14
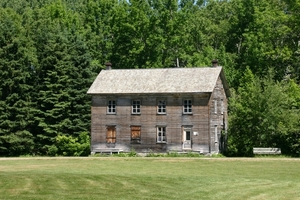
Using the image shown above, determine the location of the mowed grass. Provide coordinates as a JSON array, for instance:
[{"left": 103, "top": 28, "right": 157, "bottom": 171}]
[{"left": 0, "top": 157, "right": 299, "bottom": 200}]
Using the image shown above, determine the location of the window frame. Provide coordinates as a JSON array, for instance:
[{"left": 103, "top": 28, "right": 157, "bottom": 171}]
[
  {"left": 132, "top": 100, "right": 141, "bottom": 114},
  {"left": 214, "top": 125, "right": 218, "bottom": 143},
  {"left": 107, "top": 100, "right": 116, "bottom": 114},
  {"left": 156, "top": 126, "right": 167, "bottom": 143},
  {"left": 221, "top": 99, "right": 224, "bottom": 115},
  {"left": 183, "top": 99, "right": 192, "bottom": 114},
  {"left": 157, "top": 100, "right": 167, "bottom": 114},
  {"left": 131, "top": 125, "right": 141, "bottom": 143},
  {"left": 106, "top": 126, "right": 116, "bottom": 144},
  {"left": 214, "top": 99, "right": 217, "bottom": 114}
]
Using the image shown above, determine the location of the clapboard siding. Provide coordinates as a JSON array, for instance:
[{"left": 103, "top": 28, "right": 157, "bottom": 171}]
[
  {"left": 88, "top": 67, "right": 229, "bottom": 154},
  {"left": 90, "top": 92, "right": 220, "bottom": 153},
  {"left": 208, "top": 76, "right": 228, "bottom": 152}
]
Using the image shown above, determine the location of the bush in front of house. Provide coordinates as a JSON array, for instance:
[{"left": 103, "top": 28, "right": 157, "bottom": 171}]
[{"left": 48, "top": 132, "right": 90, "bottom": 156}]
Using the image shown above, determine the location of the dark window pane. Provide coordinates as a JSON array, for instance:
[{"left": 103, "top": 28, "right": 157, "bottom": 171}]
[{"left": 186, "top": 131, "right": 190, "bottom": 140}]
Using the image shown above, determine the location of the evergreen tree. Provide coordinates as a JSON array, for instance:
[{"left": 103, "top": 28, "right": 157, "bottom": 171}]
[
  {"left": 0, "top": 8, "right": 37, "bottom": 156},
  {"left": 30, "top": 2, "right": 93, "bottom": 155}
]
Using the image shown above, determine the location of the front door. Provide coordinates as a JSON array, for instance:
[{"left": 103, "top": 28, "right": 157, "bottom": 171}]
[{"left": 183, "top": 128, "right": 192, "bottom": 149}]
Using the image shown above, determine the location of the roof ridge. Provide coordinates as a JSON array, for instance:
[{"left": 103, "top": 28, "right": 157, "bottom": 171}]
[
  {"left": 102, "top": 66, "right": 222, "bottom": 71},
  {"left": 88, "top": 67, "right": 225, "bottom": 95}
]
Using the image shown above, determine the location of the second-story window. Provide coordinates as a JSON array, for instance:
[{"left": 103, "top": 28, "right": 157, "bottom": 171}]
[
  {"left": 157, "top": 100, "right": 166, "bottom": 114},
  {"left": 183, "top": 99, "right": 192, "bottom": 114},
  {"left": 221, "top": 99, "right": 224, "bottom": 114},
  {"left": 132, "top": 100, "right": 141, "bottom": 114},
  {"left": 214, "top": 99, "right": 217, "bottom": 114},
  {"left": 107, "top": 100, "right": 116, "bottom": 114}
]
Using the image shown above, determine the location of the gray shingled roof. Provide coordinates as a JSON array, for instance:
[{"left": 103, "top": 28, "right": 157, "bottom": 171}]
[{"left": 87, "top": 67, "right": 228, "bottom": 95}]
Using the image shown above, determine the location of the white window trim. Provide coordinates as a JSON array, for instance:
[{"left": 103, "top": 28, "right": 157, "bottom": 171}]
[
  {"left": 132, "top": 100, "right": 141, "bottom": 114},
  {"left": 183, "top": 99, "right": 192, "bottom": 114},
  {"left": 221, "top": 99, "right": 224, "bottom": 115},
  {"left": 107, "top": 100, "right": 116, "bottom": 114},
  {"left": 157, "top": 126, "right": 167, "bottom": 143},
  {"left": 214, "top": 125, "right": 218, "bottom": 143},
  {"left": 157, "top": 100, "right": 166, "bottom": 114},
  {"left": 214, "top": 99, "right": 217, "bottom": 114},
  {"left": 183, "top": 127, "right": 192, "bottom": 141}
]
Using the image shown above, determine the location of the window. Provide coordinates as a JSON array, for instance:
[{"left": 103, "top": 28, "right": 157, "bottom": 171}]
[
  {"left": 132, "top": 100, "right": 141, "bottom": 114},
  {"left": 157, "top": 127, "right": 166, "bottom": 143},
  {"left": 183, "top": 99, "right": 192, "bottom": 113},
  {"left": 221, "top": 99, "right": 224, "bottom": 114},
  {"left": 214, "top": 99, "right": 217, "bottom": 114},
  {"left": 107, "top": 100, "right": 116, "bottom": 114},
  {"left": 131, "top": 126, "right": 141, "bottom": 143},
  {"left": 157, "top": 100, "right": 166, "bottom": 114},
  {"left": 106, "top": 126, "right": 116, "bottom": 143},
  {"left": 214, "top": 125, "right": 218, "bottom": 143}
]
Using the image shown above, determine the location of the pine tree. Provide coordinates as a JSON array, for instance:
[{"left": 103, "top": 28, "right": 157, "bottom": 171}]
[
  {"left": 29, "top": 2, "right": 93, "bottom": 155},
  {"left": 0, "top": 8, "right": 37, "bottom": 156}
]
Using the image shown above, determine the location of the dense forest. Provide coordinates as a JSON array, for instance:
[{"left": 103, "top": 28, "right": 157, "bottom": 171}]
[{"left": 0, "top": 0, "right": 299, "bottom": 156}]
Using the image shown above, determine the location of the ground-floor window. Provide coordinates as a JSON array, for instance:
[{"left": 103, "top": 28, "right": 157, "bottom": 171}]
[
  {"left": 157, "top": 126, "right": 166, "bottom": 143},
  {"left": 214, "top": 125, "right": 218, "bottom": 143},
  {"left": 106, "top": 126, "right": 116, "bottom": 143},
  {"left": 131, "top": 126, "right": 141, "bottom": 143}
]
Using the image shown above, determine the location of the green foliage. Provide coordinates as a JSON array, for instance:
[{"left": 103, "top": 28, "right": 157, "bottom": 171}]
[
  {"left": 211, "top": 153, "right": 226, "bottom": 158},
  {"left": 127, "top": 148, "right": 138, "bottom": 157},
  {"left": 145, "top": 150, "right": 165, "bottom": 157},
  {"left": 0, "top": 8, "right": 37, "bottom": 156},
  {"left": 95, "top": 148, "right": 138, "bottom": 157},
  {"left": 54, "top": 132, "right": 90, "bottom": 156},
  {"left": 0, "top": 0, "right": 300, "bottom": 157},
  {"left": 112, "top": 150, "right": 138, "bottom": 157},
  {"left": 46, "top": 145, "right": 58, "bottom": 156},
  {"left": 145, "top": 151, "right": 205, "bottom": 157},
  {"left": 226, "top": 68, "right": 300, "bottom": 156}
]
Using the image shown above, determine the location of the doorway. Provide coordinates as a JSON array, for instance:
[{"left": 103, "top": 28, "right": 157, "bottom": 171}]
[{"left": 183, "top": 127, "right": 192, "bottom": 149}]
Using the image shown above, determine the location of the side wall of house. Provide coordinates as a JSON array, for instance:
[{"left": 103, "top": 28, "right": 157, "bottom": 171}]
[
  {"left": 209, "top": 76, "right": 228, "bottom": 153},
  {"left": 90, "top": 93, "right": 211, "bottom": 153}
]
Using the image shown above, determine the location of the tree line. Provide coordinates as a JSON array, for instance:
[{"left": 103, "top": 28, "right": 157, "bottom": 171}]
[{"left": 0, "top": 0, "right": 299, "bottom": 156}]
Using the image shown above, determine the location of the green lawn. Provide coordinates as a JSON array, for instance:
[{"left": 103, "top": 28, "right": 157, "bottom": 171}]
[{"left": 0, "top": 157, "right": 299, "bottom": 200}]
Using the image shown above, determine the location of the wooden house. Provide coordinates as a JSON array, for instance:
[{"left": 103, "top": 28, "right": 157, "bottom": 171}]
[{"left": 87, "top": 61, "right": 230, "bottom": 154}]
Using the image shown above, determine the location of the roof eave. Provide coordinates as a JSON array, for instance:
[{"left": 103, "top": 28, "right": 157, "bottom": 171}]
[
  {"left": 219, "top": 68, "right": 231, "bottom": 97},
  {"left": 87, "top": 91, "right": 212, "bottom": 96}
]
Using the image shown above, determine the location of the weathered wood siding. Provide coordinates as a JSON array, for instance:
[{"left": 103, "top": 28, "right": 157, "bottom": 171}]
[
  {"left": 90, "top": 75, "right": 228, "bottom": 154},
  {"left": 209, "top": 76, "right": 228, "bottom": 153},
  {"left": 91, "top": 93, "right": 212, "bottom": 153}
]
